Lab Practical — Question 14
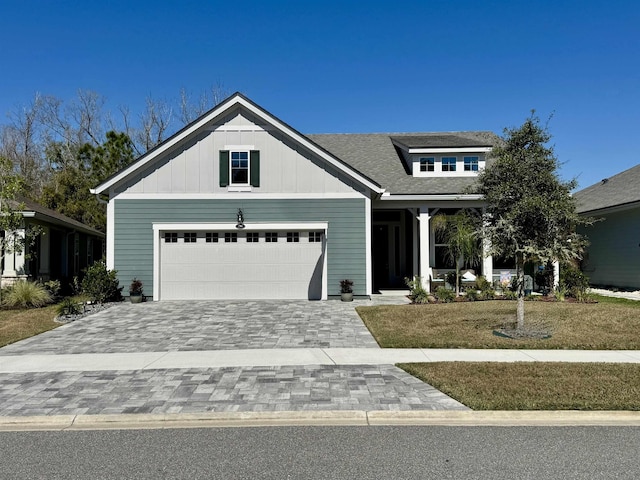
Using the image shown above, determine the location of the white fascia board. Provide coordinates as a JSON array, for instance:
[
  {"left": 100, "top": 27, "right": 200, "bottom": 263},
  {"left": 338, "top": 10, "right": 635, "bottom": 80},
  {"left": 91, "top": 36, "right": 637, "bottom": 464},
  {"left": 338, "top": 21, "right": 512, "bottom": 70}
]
[
  {"left": 114, "top": 192, "right": 365, "bottom": 200},
  {"left": 153, "top": 222, "right": 329, "bottom": 232},
  {"left": 380, "top": 194, "right": 484, "bottom": 201},
  {"left": 408, "top": 147, "right": 493, "bottom": 154},
  {"left": 93, "top": 94, "right": 383, "bottom": 196}
]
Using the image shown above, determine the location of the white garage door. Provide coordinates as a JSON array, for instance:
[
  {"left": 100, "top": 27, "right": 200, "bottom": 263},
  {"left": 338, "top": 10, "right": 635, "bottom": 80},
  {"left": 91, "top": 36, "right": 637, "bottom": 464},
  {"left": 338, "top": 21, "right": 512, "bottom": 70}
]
[{"left": 159, "top": 230, "right": 325, "bottom": 300}]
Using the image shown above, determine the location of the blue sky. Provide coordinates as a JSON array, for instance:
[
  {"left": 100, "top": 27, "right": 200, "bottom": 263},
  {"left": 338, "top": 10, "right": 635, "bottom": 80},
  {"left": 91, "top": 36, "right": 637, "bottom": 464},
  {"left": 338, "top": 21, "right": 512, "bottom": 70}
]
[{"left": 1, "top": 0, "right": 638, "bottom": 190}]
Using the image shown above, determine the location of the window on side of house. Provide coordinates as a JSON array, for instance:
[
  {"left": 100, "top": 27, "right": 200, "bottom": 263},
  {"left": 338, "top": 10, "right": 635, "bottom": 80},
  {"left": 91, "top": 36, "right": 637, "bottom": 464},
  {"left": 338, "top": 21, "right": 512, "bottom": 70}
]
[
  {"left": 164, "top": 232, "right": 178, "bottom": 243},
  {"left": 309, "top": 231, "right": 323, "bottom": 242},
  {"left": 206, "top": 232, "right": 219, "bottom": 243},
  {"left": 419, "top": 157, "right": 435, "bottom": 172},
  {"left": 247, "top": 232, "right": 259, "bottom": 243},
  {"left": 219, "top": 150, "right": 260, "bottom": 187},
  {"left": 184, "top": 232, "right": 197, "bottom": 243},
  {"left": 442, "top": 157, "right": 457, "bottom": 172},
  {"left": 265, "top": 232, "right": 278, "bottom": 243},
  {"left": 224, "top": 232, "right": 238, "bottom": 243},
  {"left": 286, "top": 232, "right": 300, "bottom": 243},
  {"left": 464, "top": 156, "right": 479, "bottom": 171}
]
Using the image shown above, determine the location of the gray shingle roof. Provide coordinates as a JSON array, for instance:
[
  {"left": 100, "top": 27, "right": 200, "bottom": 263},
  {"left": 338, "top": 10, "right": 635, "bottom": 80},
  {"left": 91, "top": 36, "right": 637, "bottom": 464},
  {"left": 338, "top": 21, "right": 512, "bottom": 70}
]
[
  {"left": 307, "top": 131, "right": 499, "bottom": 195},
  {"left": 390, "top": 134, "right": 494, "bottom": 149},
  {"left": 573, "top": 163, "right": 640, "bottom": 214},
  {"left": 11, "top": 196, "right": 104, "bottom": 236}
]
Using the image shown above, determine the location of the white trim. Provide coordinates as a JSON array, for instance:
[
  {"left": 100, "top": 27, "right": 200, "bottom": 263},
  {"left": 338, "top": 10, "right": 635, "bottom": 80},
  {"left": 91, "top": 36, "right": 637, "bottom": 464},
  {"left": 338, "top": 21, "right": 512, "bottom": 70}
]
[
  {"left": 418, "top": 207, "right": 432, "bottom": 292},
  {"left": 153, "top": 222, "right": 329, "bottom": 233},
  {"left": 381, "top": 194, "right": 484, "bottom": 201},
  {"left": 226, "top": 186, "right": 253, "bottom": 192},
  {"left": 224, "top": 144, "right": 255, "bottom": 150},
  {"left": 106, "top": 199, "right": 115, "bottom": 270},
  {"left": 92, "top": 94, "right": 384, "bottom": 195},
  {"left": 113, "top": 192, "right": 366, "bottom": 200},
  {"left": 408, "top": 147, "right": 492, "bottom": 154},
  {"left": 364, "top": 196, "right": 372, "bottom": 296},
  {"left": 214, "top": 125, "right": 266, "bottom": 132},
  {"left": 153, "top": 221, "right": 329, "bottom": 301}
]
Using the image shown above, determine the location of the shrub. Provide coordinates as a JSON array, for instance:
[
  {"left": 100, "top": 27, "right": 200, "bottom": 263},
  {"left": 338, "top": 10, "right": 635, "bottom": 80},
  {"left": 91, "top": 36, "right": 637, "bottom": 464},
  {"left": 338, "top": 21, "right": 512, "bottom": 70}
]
[
  {"left": 43, "top": 280, "right": 61, "bottom": 299},
  {"left": 465, "top": 287, "right": 479, "bottom": 301},
  {"left": 554, "top": 285, "right": 567, "bottom": 302},
  {"left": 474, "top": 276, "right": 495, "bottom": 300},
  {"left": 3, "top": 280, "right": 53, "bottom": 308},
  {"left": 405, "top": 276, "right": 430, "bottom": 304},
  {"left": 129, "top": 278, "right": 143, "bottom": 295},
  {"left": 560, "top": 263, "right": 589, "bottom": 299},
  {"left": 503, "top": 290, "right": 518, "bottom": 300},
  {"left": 435, "top": 286, "right": 455, "bottom": 303},
  {"left": 56, "top": 297, "right": 83, "bottom": 316},
  {"left": 81, "top": 260, "right": 123, "bottom": 304}
]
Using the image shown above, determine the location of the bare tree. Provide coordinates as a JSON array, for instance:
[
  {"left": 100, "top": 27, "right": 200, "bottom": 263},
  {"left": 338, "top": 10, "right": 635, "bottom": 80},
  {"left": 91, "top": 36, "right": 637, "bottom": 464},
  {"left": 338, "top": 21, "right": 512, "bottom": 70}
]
[{"left": 179, "top": 83, "right": 229, "bottom": 125}]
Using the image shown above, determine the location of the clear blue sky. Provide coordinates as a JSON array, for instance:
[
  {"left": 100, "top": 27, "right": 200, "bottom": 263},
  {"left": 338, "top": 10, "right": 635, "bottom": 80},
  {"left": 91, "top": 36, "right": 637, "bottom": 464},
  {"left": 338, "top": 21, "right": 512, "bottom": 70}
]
[{"left": 1, "top": 0, "right": 638, "bottom": 190}]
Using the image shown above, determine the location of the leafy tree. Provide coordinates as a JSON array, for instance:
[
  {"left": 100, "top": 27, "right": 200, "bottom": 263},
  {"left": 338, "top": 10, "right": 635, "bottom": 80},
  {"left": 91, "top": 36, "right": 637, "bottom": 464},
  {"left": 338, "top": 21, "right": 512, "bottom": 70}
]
[
  {"left": 432, "top": 210, "right": 482, "bottom": 296},
  {"left": 39, "top": 131, "right": 135, "bottom": 233},
  {"left": 0, "top": 156, "right": 41, "bottom": 304},
  {"left": 474, "top": 113, "right": 589, "bottom": 329}
]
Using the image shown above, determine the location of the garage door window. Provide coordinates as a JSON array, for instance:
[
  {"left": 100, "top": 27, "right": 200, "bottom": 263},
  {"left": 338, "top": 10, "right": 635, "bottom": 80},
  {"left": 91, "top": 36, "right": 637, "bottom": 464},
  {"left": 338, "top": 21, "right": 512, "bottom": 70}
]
[
  {"left": 225, "top": 232, "right": 238, "bottom": 243},
  {"left": 266, "top": 232, "right": 278, "bottom": 243},
  {"left": 164, "top": 232, "right": 178, "bottom": 243},
  {"left": 309, "top": 232, "right": 323, "bottom": 242},
  {"left": 287, "top": 232, "right": 300, "bottom": 243},
  {"left": 247, "top": 232, "right": 259, "bottom": 242},
  {"left": 184, "top": 233, "right": 197, "bottom": 243},
  {"left": 206, "top": 232, "right": 219, "bottom": 243}
]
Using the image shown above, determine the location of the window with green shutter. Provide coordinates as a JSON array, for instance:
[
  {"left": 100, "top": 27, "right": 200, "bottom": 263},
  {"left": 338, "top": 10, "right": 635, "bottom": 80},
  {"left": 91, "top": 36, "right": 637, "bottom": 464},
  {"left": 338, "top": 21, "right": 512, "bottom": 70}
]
[{"left": 220, "top": 149, "right": 260, "bottom": 188}]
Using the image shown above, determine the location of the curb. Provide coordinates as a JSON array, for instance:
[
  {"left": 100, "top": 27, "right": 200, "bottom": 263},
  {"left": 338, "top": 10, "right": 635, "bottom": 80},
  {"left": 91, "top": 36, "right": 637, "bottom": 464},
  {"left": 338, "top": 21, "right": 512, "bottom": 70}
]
[{"left": 2, "top": 410, "right": 640, "bottom": 431}]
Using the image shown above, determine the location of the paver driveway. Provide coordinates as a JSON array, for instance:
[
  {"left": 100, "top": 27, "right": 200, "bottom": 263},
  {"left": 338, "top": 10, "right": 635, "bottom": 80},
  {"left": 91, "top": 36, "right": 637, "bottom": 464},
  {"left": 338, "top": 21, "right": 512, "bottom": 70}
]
[{"left": 0, "top": 300, "right": 379, "bottom": 355}]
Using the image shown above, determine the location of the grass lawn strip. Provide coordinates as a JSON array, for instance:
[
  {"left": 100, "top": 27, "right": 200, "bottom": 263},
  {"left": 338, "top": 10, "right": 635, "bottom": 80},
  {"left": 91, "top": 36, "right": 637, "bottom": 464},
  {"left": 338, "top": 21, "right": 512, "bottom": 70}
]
[
  {"left": 357, "top": 295, "right": 640, "bottom": 350},
  {"left": 0, "top": 306, "right": 59, "bottom": 348},
  {"left": 399, "top": 362, "right": 640, "bottom": 410}
]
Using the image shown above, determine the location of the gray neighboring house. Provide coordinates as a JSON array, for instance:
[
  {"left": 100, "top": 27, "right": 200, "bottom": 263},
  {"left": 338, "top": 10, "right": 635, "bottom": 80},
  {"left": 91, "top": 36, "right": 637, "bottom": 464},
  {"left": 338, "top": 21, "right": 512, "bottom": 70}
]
[
  {"left": 574, "top": 164, "right": 640, "bottom": 290},
  {"left": 92, "top": 92, "right": 504, "bottom": 300},
  {"left": 1, "top": 197, "right": 105, "bottom": 288}
]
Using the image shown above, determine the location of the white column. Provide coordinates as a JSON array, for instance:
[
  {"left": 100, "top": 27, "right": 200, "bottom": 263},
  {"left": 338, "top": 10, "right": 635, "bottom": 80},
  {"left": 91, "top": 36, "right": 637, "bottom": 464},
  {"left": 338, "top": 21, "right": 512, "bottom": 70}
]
[
  {"left": 553, "top": 261, "right": 560, "bottom": 289},
  {"left": 39, "top": 226, "right": 50, "bottom": 278},
  {"left": 364, "top": 196, "right": 372, "bottom": 296},
  {"left": 418, "top": 206, "right": 432, "bottom": 292},
  {"left": 106, "top": 198, "right": 115, "bottom": 269}
]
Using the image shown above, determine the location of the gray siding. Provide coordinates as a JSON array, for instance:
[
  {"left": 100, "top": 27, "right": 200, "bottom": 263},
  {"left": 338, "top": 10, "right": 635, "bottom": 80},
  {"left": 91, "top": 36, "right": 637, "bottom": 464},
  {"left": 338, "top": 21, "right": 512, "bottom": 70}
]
[
  {"left": 579, "top": 207, "right": 640, "bottom": 289},
  {"left": 116, "top": 110, "right": 360, "bottom": 195},
  {"left": 113, "top": 198, "right": 367, "bottom": 296}
]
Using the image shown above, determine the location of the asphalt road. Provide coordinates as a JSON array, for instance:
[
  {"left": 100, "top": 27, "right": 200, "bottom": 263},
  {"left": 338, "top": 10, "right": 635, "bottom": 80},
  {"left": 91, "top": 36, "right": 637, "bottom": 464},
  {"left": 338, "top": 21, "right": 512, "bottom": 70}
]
[{"left": 1, "top": 426, "right": 639, "bottom": 479}]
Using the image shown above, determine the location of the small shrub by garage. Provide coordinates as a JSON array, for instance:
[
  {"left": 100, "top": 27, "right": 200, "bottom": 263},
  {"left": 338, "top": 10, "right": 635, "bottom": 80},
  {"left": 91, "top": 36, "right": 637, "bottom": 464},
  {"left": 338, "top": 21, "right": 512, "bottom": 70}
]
[{"left": 81, "top": 260, "right": 123, "bottom": 304}]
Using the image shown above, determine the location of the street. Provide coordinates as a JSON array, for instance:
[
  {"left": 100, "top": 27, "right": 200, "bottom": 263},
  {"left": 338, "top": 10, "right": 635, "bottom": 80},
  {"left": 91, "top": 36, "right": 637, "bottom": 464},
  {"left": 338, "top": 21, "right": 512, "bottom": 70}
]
[{"left": 1, "top": 426, "right": 639, "bottom": 479}]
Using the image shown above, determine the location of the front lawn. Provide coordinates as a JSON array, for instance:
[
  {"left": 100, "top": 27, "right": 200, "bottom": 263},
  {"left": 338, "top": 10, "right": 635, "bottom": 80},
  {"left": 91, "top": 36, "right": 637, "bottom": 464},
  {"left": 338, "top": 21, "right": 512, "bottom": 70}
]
[
  {"left": 357, "top": 295, "right": 640, "bottom": 349},
  {"left": 0, "top": 306, "right": 60, "bottom": 348},
  {"left": 400, "top": 362, "right": 640, "bottom": 410}
]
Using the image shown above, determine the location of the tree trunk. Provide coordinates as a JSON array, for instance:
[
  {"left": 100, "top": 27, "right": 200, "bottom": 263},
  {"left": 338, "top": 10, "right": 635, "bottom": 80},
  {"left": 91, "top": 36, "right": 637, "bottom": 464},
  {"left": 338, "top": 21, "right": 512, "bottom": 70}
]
[{"left": 516, "top": 256, "right": 525, "bottom": 329}]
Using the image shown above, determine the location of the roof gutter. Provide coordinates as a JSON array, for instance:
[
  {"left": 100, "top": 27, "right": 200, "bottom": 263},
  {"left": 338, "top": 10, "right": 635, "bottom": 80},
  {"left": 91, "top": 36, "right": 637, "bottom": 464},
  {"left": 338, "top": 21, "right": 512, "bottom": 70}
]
[{"left": 380, "top": 194, "right": 484, "bottom": 201}]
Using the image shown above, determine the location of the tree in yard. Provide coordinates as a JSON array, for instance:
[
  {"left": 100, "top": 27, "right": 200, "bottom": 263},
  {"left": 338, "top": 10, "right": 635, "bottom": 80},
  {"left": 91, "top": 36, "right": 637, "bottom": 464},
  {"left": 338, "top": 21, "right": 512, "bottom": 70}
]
[
  {"left": 474, "top": 113, "right": 589, "bottom": 329},
  {"left": 432, "top": 210, "right": 482, "bottom": 296}
]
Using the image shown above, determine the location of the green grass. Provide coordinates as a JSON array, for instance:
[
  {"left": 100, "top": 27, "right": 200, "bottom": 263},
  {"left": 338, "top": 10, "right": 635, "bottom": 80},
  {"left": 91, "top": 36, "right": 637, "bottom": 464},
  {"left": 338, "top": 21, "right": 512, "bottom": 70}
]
[
  {"left": 399, "top": 362, "right": 640, "bottom": 410},
  {"left": 356, "top": 295, "right": 640, "bottom": 349},
  {"left": 0, "top": 305, "right": 60, "bottom": 348}
]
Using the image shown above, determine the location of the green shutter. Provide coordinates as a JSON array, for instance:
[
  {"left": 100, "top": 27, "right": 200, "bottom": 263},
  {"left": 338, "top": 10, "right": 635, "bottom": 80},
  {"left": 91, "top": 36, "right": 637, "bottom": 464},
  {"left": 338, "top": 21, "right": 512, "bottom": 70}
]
[
  {"left": 219, "top": 150, "right": 229, "bottom": 187},
  {"left": 250, "top": 150, "right": 260, "bottom": 187}
]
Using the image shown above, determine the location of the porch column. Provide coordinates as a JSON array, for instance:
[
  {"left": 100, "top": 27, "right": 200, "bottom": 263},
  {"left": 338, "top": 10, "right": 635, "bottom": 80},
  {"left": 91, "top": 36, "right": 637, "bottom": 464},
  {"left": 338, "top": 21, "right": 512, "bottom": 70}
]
[
  {"left": 39, "top": 226, "right": 50, "bottom": 280},
  {"left": 419, "top": 206, "right": 432, "bottom": 292},
  {"left": 1, "top": 229, "right": 27, "bottom": 282},
  {"left": 482, "top": 214, "right": 493, "bottom": 283},
  {"left": 553, "top": 261, "right": 560, "bottom": 289},
  {"left": 412, "top": 209, "right": 419, "bottom": 277}
]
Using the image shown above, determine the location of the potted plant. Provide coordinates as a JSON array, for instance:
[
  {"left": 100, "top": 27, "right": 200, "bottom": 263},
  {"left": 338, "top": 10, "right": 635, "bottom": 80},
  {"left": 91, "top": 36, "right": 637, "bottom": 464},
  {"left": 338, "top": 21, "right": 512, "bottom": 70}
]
[
  {"left": 129, "top": 278, "right": 143, "bottom": 303},
  {"left": 340, "top": 279, "right": 354, "bottom": 302}
]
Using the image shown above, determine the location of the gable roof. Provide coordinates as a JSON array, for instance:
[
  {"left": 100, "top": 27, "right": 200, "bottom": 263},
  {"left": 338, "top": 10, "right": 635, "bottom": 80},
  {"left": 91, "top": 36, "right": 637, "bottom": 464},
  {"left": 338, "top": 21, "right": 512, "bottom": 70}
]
[
  {"left": 11, "top": 196, "right": 104, "bottom": 237},
  {"left": 574, "top": 163, "right": 640, "bottom": 214},
  {"left": 308, "top": 131, "right": 498, "bottom": 195},
  {"left": 91, "top": 92, "right": 383, "bottom": 196}
]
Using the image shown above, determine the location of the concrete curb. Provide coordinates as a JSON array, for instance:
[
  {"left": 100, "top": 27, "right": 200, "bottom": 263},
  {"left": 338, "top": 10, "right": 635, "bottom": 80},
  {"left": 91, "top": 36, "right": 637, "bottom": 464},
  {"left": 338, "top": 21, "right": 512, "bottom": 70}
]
[{"left": 2, "top": 410, "right": 640, "bottom": 431}]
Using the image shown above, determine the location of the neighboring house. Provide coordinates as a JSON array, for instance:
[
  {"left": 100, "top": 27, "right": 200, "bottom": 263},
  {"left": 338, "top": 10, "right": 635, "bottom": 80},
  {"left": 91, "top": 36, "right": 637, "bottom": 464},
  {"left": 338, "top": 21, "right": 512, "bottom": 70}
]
[
  {"left": 574, "top": 164, "right": 640, "bottom": 290},
  {"left": 0, "top": 197, "right": 105, "bottom": 288},
  {"left": 91, "top": 92, "right": 504, "bottom": 300}
]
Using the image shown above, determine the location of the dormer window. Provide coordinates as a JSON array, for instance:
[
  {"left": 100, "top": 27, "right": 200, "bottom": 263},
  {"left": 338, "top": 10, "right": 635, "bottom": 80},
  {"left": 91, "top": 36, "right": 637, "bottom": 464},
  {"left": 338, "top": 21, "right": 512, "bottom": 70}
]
[
  {"left": 464, "top": 156, "right": 479, "bottom": 172},
  {"left": 442, "top": 157, "right": 457, "bottom": 172},
  {"left": 419, "top": 157, "right": 435, "bottom": 172}
]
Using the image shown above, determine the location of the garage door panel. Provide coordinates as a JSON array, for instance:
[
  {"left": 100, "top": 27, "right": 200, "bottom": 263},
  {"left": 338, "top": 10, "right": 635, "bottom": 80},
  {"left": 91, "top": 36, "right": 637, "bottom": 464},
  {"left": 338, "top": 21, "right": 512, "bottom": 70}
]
[{"left": 160, "top": 232, "right": 324, "bottom": 300}]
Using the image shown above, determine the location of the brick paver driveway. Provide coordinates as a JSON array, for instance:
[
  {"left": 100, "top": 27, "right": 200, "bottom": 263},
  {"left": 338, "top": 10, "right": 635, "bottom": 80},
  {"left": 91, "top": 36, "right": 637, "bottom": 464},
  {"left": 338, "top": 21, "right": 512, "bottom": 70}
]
[{"left": 0, "top": 300, "right": 379, "bottom": 355}]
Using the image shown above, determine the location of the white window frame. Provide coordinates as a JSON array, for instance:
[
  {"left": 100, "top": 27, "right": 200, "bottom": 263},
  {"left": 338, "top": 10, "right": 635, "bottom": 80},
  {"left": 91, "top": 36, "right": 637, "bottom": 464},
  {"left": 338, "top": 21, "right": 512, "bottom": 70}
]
[{"left": 230, "top": 150, "right": 250, "bottom": 186}]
